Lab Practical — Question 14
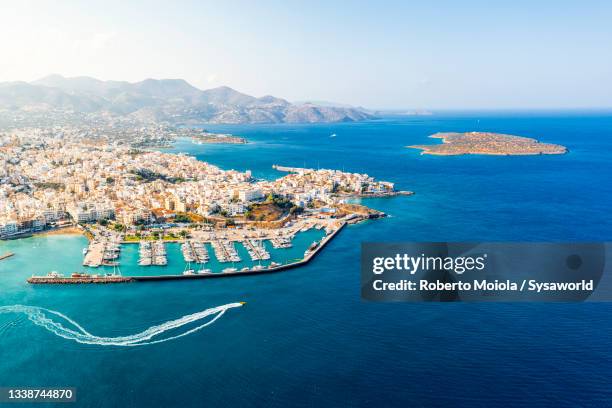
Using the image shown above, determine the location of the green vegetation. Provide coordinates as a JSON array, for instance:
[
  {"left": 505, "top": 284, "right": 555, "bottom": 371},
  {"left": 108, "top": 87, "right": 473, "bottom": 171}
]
[
  {"left": 173, "top": 213, "right": 191, "bottom": 223},
  {"left": 129, "top": 169, "right": 188, "bottom": 184},
  {"left": 113, "top": 223, "right": 126, "bottom": 232},
  {"left": 33, "top": 182, "right": 64, "bottom": 190},
  {"left": 266, "top": 194, "right": 293, "bottom": 209}
]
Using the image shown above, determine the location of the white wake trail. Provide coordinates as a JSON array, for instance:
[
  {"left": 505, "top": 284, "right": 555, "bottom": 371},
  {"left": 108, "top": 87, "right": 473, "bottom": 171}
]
[{"left": 0, "top": 303, "right": 244, "bottom": 346}]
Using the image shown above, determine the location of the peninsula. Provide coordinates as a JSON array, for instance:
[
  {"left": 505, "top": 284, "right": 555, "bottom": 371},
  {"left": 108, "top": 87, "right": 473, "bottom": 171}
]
[
  {"left": 191, "top": 130, "right": 247, "bottom": 145},
  {"left": 408, "top": 132, "right": 567, "bottom": 156}
]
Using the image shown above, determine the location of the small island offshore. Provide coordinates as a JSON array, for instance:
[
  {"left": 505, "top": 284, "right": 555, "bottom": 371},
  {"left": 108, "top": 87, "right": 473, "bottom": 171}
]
[
  {"left": 408, "top": 132, "right": 568, "bottom": 156},
  {"left": 191, "top": 130, "right": 247, "bottom": 145}
]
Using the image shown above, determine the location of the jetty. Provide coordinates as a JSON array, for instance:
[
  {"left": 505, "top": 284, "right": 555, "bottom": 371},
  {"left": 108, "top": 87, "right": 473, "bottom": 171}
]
[
  {"left": 272, "top": 164, "right": 313, "bottom": 173},
  {"left": 181, "top": 240, "right": 209, "bottom": 264},
  {"left": 0, "top": 252, "right": 15, "bottom": 261},
  {"left": 83, "top": 239, "right": 121, "bottom": 267},
  {"left": 211, "top": 239, "right": 240, "bottom": 263},
  {"left": 138, "top": 240, "right": 167, "bottom": 266}
]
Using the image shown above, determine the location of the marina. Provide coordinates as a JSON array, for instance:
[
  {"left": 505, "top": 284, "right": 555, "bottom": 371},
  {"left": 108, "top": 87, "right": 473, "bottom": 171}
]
[{"left": 26, "top": 223, "right": 343, "bottom": 284}]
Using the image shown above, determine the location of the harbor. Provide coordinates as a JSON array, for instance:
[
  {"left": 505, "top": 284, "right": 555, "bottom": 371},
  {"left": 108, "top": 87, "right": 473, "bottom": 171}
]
[{"left": 26, "top": 222, "right": 345, "bottom": 284}]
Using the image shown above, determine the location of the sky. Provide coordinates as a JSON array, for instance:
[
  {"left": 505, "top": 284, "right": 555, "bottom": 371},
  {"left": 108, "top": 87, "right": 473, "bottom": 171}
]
[{"left": 0, "top": 0, "right": 611, "bottom": 109}]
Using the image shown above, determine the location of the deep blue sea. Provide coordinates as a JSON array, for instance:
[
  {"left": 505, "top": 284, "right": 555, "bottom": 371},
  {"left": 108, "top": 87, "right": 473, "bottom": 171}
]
[{"left": 1, "top": 112, "right": 612, "bottom": 407}]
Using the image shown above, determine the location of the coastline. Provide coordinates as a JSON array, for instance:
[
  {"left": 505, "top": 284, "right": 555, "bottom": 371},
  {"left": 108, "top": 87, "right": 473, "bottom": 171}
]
[{"left": 34, "top": 226, "right": 84, "bottom": 237}]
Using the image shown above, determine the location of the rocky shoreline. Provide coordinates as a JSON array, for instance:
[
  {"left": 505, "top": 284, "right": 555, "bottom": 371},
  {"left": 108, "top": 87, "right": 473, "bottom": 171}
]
[{"left": 408, "top": 132, "right": 567, "bottom": 156}]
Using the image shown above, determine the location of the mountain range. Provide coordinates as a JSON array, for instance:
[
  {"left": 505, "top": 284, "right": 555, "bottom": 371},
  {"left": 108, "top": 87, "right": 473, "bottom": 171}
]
[{"left": 0, "top": 75, "right": 374, "bottom": 124}]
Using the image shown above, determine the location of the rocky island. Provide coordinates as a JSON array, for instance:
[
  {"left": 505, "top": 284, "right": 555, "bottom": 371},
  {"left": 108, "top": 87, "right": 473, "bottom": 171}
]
[
  {"left": 191, "top": 130, "right": 247, "bottom": 144},
  {"left": 408, "top": 132, "right": 567, "bottom": 156}
]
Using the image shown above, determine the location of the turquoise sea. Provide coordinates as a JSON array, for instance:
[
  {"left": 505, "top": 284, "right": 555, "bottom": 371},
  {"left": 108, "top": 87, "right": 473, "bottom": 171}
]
[{"left": 1, "top": 112, "right": 612, "bottom": 407}]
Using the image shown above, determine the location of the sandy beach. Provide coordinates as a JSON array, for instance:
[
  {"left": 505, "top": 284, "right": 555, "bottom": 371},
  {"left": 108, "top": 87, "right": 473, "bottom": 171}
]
[{"left": 34, "top": 226, "right": 84, "bottom": 237}]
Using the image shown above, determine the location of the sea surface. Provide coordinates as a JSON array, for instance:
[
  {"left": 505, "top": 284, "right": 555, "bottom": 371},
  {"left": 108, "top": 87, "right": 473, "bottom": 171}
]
[{"left": 1, "top": 112, "right": 612, "bottom": 407}]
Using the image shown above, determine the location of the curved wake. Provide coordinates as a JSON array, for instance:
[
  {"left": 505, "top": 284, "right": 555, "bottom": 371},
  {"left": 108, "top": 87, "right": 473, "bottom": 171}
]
[{"left": 0, "top": 302, "right": 244, "bottom": 347}]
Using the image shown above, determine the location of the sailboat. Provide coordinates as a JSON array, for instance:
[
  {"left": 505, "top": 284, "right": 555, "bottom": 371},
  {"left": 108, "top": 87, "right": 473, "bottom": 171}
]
[
  {"left": 183, "top": 261, "right": 195, "bottom": 275},
  {"left": 106, "top": 263, "right": 121, "bottom": 277}
]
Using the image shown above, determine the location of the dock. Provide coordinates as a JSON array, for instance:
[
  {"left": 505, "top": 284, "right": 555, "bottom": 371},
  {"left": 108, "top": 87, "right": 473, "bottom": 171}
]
[
  {"left": 83, "top": 239, "right": 121, "bottom": 267},
  {"left": 0, "top": 252, "right": 15, "bottom": 261},
  {"left": 211, "top": 239, "right": 240, "bottom": 263},
  {"left": 138, "top": 240, "right": 167, "bottom": 266},
  {"left": 182, "top": 240, "right": 209, "bottom": 263},
  {"left": 242, "top": 239, "right": 270, "bottom": 261}
]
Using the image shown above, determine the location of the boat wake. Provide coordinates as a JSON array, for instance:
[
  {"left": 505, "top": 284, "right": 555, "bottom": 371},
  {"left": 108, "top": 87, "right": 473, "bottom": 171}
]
[{"left": 0, "top": 302, "right": 244, "bottom": 347}]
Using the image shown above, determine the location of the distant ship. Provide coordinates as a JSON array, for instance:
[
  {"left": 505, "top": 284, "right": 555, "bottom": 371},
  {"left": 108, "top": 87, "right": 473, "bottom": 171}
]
[{"left": 330, "top": 133, "right": 337, "bottom": 138}]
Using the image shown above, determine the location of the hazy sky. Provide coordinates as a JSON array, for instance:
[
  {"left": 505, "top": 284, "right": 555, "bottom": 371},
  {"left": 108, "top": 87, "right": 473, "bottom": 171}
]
[{"left": 1, "top": 0, "right": 611, "bottom": 109}]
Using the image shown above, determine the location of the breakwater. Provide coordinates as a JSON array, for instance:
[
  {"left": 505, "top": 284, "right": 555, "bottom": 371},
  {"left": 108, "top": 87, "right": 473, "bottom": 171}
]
[{"left": 0, "top": 252, "right": 14, "bottom": 261}]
